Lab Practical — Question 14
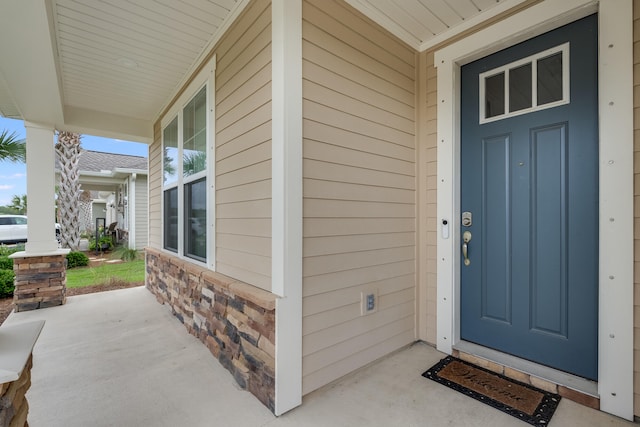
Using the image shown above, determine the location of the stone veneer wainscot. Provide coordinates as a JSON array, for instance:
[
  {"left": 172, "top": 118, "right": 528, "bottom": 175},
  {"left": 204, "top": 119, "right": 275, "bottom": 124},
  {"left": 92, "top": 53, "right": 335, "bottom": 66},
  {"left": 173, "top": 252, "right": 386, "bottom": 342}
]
[
  {"left": 145, "top": 248, "right": 276, "bottom": 412},
  {"left": 11, "top": 254, "right": 67, "bottom": 312}
]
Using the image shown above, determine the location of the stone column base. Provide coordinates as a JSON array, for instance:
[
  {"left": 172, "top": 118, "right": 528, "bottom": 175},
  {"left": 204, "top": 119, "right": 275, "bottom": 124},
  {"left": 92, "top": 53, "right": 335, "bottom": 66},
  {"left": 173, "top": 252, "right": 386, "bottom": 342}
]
[
  {"left": 0, "top": 355, "right": 32, "bottom": 427},
  {"left": 12, "top": 254, "right": 67, "bottom": 312}
]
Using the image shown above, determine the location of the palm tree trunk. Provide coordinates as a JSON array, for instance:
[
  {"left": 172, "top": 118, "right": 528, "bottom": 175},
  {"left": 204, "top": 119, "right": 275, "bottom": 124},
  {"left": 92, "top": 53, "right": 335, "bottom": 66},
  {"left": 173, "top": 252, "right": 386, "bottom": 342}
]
[{"left": 55, "top": 131, "right": 82, "bottom": 251}]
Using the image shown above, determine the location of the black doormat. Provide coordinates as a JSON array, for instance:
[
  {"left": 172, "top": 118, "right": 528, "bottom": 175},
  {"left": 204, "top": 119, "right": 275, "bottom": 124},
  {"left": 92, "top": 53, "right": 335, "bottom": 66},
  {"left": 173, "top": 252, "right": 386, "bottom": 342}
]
[{"left": 423, "top": 356, "right": 561, "bottom": 426}]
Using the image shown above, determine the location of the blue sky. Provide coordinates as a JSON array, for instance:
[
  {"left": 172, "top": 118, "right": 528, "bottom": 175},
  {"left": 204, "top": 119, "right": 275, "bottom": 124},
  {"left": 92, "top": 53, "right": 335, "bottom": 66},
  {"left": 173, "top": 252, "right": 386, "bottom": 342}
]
[{"left": 0, "top": 116, "right": 148, "bottom": 206}]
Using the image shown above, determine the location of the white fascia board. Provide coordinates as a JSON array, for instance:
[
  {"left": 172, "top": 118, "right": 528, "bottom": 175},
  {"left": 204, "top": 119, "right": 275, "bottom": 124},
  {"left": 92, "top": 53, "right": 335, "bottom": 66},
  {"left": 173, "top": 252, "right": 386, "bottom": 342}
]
[
  {"left": 63, "top": 106, "right": 152, "bottom": 144},
  {"left": 79, "top": 171, "right": 117, "bottom": 178},
  {"left": 112, "top": 168, "right": 148, "bottom": 176},
  {"left": 76, "top": 172, "right": 126, "bottom": 187}
]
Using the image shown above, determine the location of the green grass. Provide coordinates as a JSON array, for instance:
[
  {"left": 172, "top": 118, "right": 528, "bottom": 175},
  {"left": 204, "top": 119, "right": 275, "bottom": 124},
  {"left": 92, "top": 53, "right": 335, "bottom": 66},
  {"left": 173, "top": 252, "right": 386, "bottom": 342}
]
[{"left": 66, "top": 259, "right": 145, "bottom": 288}]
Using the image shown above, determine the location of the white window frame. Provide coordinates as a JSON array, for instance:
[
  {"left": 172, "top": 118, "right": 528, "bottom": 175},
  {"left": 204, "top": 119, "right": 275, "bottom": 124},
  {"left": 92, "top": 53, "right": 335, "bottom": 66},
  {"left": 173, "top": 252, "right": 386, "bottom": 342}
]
[
  {"left": 161, "top": 55, "right": 216, "bottom": 270},
  {"left": 479, "top": 43, "right": 570, "bottom": 124}
]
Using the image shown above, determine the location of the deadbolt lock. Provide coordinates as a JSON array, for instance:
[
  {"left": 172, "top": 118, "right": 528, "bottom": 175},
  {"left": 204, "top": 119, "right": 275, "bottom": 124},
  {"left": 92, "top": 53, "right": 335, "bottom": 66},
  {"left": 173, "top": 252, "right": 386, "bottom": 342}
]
[{"left": 462, "top": 212, "right": 472, "bottom": 227}]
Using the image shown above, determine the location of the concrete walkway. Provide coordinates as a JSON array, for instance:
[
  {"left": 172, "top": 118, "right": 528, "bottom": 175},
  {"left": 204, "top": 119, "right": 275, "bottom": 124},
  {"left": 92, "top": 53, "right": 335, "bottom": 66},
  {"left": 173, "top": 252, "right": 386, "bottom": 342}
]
[{"left": 5, "top": 287, "right": 635, "bottom": 427}]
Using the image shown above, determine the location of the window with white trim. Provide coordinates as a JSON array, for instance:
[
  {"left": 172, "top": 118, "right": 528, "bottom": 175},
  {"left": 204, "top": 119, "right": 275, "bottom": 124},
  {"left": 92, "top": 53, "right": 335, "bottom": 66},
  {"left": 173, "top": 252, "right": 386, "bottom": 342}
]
[
  {"left": 161, "top": 57, "right": 215, "bottom": 267},
  {"left": 480, "top": 43, "right": 569, "bottom": 123}
]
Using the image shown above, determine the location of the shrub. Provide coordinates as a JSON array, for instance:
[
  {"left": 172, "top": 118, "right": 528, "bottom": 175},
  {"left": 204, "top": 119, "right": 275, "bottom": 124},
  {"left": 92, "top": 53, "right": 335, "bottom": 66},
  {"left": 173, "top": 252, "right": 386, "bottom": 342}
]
[
  {"left": 0, "top": 245, "right": 22, "bottom": 257},
  {"left": 0, "top": 269, "right": 15, "bottom": 298},
  {"left": 113, "top": 247, "right": 139, "bottom": 262},
  {"left": 88, "top": 236, "right": 112, "bottom": 251},
  {"left": 66, "top": 251, "right": 89, "bottom": 269},
  {"left": 0, "top": 256, "right": 12, "bottom": 270}
]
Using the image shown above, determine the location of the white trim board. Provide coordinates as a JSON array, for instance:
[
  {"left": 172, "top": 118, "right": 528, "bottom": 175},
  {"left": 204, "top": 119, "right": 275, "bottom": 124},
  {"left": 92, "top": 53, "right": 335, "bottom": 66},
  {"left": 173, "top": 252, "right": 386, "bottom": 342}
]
[
  {"left": 434, "top": 0, "right": 633, "bottom": 420},
  {"left": 272, "top": 0, "right": 303, "bottom": 416}
]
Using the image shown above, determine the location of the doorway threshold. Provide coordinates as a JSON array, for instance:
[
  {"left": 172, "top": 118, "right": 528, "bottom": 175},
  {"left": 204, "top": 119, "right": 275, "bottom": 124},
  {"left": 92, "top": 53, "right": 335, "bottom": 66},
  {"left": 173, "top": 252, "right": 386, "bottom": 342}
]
[{"left": 453, "top": 341, "right": 598, "bottom": 399}]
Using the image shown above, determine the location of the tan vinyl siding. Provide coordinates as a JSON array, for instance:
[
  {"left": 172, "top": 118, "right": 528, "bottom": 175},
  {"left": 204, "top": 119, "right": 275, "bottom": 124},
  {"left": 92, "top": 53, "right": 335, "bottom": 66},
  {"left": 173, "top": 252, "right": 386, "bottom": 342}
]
[
  {"left": 148, "top": 121, "right": 162, "bottom": 249},
  {"left": 633, "top": 0, "right": 640, "bottom": 416},
  {"left": 302, "top": 0, "right": 416, "bottom": 395},
  {"left": 135, "top": 174, "right": 148, "bottom": 248},
  {"left": 215, "top": 0, "right": 272, "bottom": 291}
]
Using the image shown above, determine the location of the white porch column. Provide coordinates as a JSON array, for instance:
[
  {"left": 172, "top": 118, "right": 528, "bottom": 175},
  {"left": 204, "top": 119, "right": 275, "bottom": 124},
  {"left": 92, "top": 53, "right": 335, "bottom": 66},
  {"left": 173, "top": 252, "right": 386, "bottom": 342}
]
[
  {"left": 272, "top": 0, "right": 303, "bottom": 416},
  {"left": 23, "top": 122, "right": 62, "bottom": 255},
  {"left": 129, "top": 174, "right": 136, "bottom": 249}
]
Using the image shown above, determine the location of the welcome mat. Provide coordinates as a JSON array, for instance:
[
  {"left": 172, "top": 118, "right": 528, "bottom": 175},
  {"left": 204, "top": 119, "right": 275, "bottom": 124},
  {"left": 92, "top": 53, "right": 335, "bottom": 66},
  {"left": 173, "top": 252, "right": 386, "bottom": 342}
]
[{"left": 423, "top": 356, "right": 561, "bottom": 426}]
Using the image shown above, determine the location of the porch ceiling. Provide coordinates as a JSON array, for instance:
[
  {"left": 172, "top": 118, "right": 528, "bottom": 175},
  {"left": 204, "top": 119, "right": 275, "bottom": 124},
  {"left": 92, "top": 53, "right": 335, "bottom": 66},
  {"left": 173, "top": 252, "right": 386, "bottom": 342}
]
[{"left": 0, "top": 0, "right": 525, "bottom": 143}]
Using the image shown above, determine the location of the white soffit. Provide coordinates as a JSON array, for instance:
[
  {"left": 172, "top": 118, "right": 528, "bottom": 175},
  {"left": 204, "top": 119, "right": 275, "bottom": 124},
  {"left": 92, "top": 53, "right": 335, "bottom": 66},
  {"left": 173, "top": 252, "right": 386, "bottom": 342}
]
[
  {"left": 51, "top": 0, "right": 246, "bottom": 123},
  {"left": 345, "top": 0, "right": 528, "bottom": 51},
  {"left": 0, "top": 74, "right": 21, "bottom": 119}
]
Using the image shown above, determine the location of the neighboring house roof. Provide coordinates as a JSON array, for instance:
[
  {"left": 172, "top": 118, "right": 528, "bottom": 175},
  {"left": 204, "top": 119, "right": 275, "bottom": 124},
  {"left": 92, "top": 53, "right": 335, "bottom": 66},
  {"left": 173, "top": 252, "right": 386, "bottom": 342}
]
[
  {"left": 55, "top": 149, "right": 147, "bottom": 174},
  {"left": 76, "top": 150, "right": 147, "bottom": 173}
]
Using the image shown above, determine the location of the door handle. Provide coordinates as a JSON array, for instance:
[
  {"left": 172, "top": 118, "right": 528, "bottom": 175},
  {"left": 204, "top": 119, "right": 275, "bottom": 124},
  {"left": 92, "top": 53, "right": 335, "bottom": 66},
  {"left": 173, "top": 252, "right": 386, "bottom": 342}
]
[{"left": 462, "top": 231, "right": 472, "bottom": 266}]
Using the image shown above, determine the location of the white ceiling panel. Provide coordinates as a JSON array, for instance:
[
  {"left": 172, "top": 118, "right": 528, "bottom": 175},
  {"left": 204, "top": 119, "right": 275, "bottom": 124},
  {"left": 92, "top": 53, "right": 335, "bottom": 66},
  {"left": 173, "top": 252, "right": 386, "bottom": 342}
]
[{"left": 52, "top": 0, "right": 237, "bottom": 123}]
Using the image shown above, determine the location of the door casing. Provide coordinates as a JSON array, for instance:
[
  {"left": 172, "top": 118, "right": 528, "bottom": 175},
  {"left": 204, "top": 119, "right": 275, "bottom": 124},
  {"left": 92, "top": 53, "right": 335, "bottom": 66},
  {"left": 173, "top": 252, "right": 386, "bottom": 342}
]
[{"left": 433, "top": 0, "right": 633, "bottom": 420}]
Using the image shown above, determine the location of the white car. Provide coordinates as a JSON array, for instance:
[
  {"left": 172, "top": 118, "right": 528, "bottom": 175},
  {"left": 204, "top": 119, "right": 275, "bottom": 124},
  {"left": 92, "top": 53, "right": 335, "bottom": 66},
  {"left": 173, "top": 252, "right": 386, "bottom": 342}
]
[{"left": 0, "top": 215, "right": 61, "bottom": 244}]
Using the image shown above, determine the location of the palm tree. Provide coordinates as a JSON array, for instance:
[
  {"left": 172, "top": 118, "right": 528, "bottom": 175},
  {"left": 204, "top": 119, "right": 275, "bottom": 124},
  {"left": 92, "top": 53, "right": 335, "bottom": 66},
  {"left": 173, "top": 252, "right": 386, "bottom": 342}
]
[
  {"left": 0, "top": 129, "right": 25, "bottom": 162},
  {"left": 163, "top": 147, "right": 176, "bottom": 181},
  {"left": 9, "top": 194, "right": 27, "bottom": 214},
  {"left": 183, "top": 151, "right": 206, "bottom": 177},
  {"left": 55, "top": 131, "right": 82, "bottom": 251}
]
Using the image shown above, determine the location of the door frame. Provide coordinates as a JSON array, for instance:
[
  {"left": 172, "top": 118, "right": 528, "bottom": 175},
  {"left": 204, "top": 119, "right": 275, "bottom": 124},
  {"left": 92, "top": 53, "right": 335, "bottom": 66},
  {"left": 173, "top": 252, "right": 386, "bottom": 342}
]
[{"left": 434, "top": 0, "right": 633, "bottom": 420}]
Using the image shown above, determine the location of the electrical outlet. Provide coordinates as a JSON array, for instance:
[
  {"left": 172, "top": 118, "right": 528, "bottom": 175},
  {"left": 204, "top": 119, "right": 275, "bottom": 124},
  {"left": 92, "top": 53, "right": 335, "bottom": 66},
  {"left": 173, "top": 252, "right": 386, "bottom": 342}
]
[
  {"left": 366, "top": 293, "right": 375, "bottom": 311},
  {"left": 361, "top": 289, "right": 378, "bottom": 315}
]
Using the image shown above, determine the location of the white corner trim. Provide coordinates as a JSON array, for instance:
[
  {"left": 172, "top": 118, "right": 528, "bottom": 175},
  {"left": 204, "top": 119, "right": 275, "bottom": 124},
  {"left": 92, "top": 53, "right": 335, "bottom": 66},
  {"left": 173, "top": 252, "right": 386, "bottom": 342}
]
[
  {"left": 272, "top": 0, "right": 303, "bottom": 416},
  {"left": 435, "top": 0, "right": 633, "bottom": 420}
]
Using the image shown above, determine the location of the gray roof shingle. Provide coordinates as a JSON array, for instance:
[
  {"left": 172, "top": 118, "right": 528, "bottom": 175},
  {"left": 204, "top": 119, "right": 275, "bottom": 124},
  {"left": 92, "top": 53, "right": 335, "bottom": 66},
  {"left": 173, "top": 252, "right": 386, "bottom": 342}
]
[{"left": 56, "top": 149, "right": 147, "bottom": 173}]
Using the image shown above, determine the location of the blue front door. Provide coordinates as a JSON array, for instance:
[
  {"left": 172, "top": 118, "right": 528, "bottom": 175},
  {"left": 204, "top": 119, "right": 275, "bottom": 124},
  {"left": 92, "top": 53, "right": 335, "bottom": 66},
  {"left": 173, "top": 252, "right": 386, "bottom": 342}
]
[{"left": 460, "top": 15, "right": 598, "bottom": 380}]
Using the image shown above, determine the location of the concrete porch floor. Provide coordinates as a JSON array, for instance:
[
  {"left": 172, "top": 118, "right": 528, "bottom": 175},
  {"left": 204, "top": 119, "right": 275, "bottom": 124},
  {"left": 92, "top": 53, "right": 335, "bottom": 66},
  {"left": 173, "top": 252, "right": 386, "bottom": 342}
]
[{"left": 4, "top": 287, "right": 635, "bottom": 427}]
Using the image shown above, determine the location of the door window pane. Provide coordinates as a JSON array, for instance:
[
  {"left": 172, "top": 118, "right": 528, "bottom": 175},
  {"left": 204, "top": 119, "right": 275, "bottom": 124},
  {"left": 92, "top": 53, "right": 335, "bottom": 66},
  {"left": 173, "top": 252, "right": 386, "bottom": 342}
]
[
  {"left": 184, "top": 178, "right": 207, "bottom": 261},
  {"left": 509, "top": 63, "right": 532, "bottom": 112},
  {"left": 163, "top": 118, "right": 179, "bottom": 186},
  {"left": 485, "top": 73, "right": 505, "bottom": 118},
  {"left": 164, "top": 188, "right": 178, "bottom": 252},
  {"left": 479, "top": 44, "right": 568, "bottom": 123},
  {"left": 537, "top": 52, "right": 563, "bottom": 105}
]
